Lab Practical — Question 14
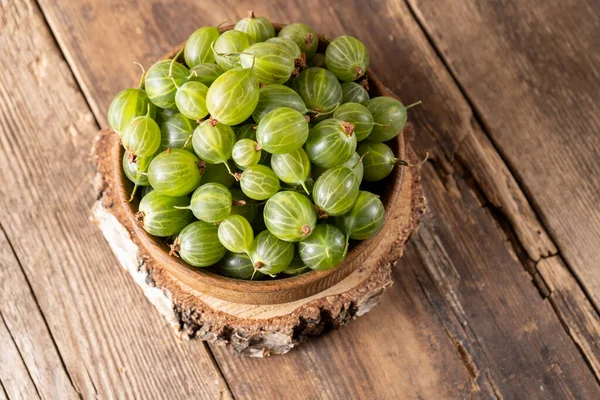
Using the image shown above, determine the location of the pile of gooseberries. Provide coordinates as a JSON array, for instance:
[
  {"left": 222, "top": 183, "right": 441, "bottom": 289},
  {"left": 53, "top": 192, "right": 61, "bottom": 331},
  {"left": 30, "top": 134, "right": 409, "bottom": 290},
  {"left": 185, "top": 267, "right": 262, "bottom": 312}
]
[{"left": 108, "top": 13, "right": 421, "bottom": 280}]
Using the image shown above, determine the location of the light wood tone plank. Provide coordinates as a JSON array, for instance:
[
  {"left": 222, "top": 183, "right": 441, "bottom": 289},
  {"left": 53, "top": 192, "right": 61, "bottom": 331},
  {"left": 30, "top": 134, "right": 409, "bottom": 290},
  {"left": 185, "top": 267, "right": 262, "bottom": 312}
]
[{"left": 0, "top": 1, "right": 230, "bottom": 399}]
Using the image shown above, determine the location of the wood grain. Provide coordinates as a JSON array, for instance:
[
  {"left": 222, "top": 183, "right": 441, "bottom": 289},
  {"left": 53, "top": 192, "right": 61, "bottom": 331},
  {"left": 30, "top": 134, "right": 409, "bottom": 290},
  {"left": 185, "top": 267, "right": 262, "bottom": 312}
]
[
  {"left": 22, "top": 0, "right": 600, "bottom": 397},
  {"left": 407, "top": 0, "right": 600, "bottom": 307},
  {"left": 0, "top": 1, "right": 230, "bottom": 399}
]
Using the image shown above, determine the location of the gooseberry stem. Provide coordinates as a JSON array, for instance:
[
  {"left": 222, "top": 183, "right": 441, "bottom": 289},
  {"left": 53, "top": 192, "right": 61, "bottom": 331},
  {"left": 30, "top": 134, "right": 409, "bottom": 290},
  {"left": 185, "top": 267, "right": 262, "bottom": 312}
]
[
  {"left": 396, "top": 151, "right": 429, "bottom": 167},
  {"left": 134, "top": 62, "right": 146, "bottom": 89},
  {"left": 168, "top": 47, "right": 184, "bottom": 78},
  {"left": 372, "top": 119, "right": 393, "bottom": 127},
  {"left": 128, "top": 183, "right": 139, "bottom": 202},
  {"left": 216, "top": 20, "right": 228, "bottom": 30},
  {"left": 223, "top": 161, "right": 235, "bottom": 176},
  {"left": 145, "top": 103, "right": 152, "bottom": 117},
  {"left": 352, "top": 152, "right": 368, "bottom": 170},
  {"left": 405, "top": 100, "right": 423, "bottom": 110},
  {"left": 309, "top": 102, "right": 340, "bottom": 118},
  {"left": 170, "top": 75, "right": 180, "bottom": 90},
  {"left": 210, "top": 42, "right": 256, "bottom": 68},
  {"left": 300, "top": 181, "right": 310, "bottom": 195},
  {"left": 247, "top": 10, "right": 255, "bottom": 19}
]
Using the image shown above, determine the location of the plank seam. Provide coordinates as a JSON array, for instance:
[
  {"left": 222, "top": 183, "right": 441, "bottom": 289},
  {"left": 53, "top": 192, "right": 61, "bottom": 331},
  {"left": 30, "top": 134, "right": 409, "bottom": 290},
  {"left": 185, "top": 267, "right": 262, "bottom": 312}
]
[
  {"left": 0, "top": 223, "right": 83, "bottom": 399},
  {"left": 203, "top": 343, "right": 236, "bottom": 400},
  {"left": 0, "top": 377, "right": 9, "bottom": 400}
]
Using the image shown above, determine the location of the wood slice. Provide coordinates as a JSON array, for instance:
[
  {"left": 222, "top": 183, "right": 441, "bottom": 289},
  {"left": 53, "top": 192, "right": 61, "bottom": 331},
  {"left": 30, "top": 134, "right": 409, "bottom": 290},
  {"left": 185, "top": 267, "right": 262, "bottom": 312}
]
[{"left": 91, "top": 124, "right": 424, "bottom": 356}]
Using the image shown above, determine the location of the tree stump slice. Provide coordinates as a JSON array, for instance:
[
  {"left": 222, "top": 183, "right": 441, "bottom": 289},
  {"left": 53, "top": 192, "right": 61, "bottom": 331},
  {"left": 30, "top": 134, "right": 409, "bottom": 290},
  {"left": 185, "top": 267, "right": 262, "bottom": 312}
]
[{"left": 91, "top": 124, "right": 425, "bottom": 356}]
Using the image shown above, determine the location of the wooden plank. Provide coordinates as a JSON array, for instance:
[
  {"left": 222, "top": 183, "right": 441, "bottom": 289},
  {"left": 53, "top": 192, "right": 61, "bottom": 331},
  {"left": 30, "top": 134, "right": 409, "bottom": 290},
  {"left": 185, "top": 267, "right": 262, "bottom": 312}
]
[
  {"left": 35, "top": 0, "right": 600, "bottom": 397},
  {"left": 406, "top": 0, "right": 600, "bottom": 307},
  {"left": 0, "top": 1, "right": 231, "bottom": 399}
]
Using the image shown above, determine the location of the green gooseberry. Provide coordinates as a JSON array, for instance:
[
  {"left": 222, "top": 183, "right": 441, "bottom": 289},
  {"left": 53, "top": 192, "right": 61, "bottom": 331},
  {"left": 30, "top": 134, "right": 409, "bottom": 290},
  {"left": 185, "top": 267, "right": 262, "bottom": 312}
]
[
  {"left": 184, "top": 26, "right": 220, "bottom": 67},
  {"left": 229, "top": 188, "right": 258, "bottom": 223},
  {"left": 308, "top": 53, "right": 326, "bottom": 68},
  {"left": 154, "top": 107, "right": 177, "bottom": 127},
  {"left": 174, "top": 80, "right": 209, "bottom": 121},
  {"left": 336, "top": 191, "right": 385, "bottom": 240},
  {"left": 148, "top": 148, "right": 204, "bottom": 196},
  {"left": 171, "top": 221, "right": 226, "bottom": 267},
  {"left": 107, "top": 73, "right": 155, "bottom": 134},
  {"left": 325, "top": 35, "right": 370, "bottom": 82},
  {"left": 305, "top": 119, "right": 357, "bottom": 168},
  {"left": 312, "top": 152, "right": 363, "bottom": 183},
  {"left": 212, "top": 30, "right": 253, "bottom": 70},
  {"left": 281, "top": 252, "right": 310, "bottom": 276},
  {"left": 264, "top": 191, "right": 317, "bottom": 242},
  {"left": 365, "top": 97, "right": 421, "bottom": 142},
  {"left": 256, "top": 107, "right": 308, "bottom": 154},
  {"left": 266, "top": 37, "right": 302, "bottom": 60},
  {"left": 136, "top": 190, "right": 194, "bottom": 237},
  {"left": 202, "top": 161, "right": 235, "bottom": 188},
  {"left": 313, "top": 165, "right": 359, "bottom": 216},
  {"left": 184, "top": 182, "right": 232, "bottom": 223},
  {"left": 238, "top": 164, "right": 280, "bottom": 201},
  {"left": 357, "top": 141, "right": 400, "bottom": 182},
  {"left": 252, "top": 84, "right": 307, "bottom": 123},
  {"left": 192, "top": 120, "right": 236, "bottom": 174},
  {"left": 249, "top": 230, "right": 294, "bottom": 276},
  {"left": 278, "top": 23, "right": 318, "bottom": 59},
  {"left": 218, "top": 252, "right": 262, "bottom": 280},
  {"left": 189, "top": 63, "right": 224, "bottom": 87},
  {"left": 333, "top": 102, "right": 373, "bottom": 141},
  {"left": 234, "top": 123, "right": 257, "bottom": 140},
  {"left": 240, "top": 42, "right": 295, "bottom": 85},
  {"left": 341, "top": 82, "right": 369, "bottom": 105},
  {"left": 234, "top": 11, "right": 275, "bottom": 43},
  {"left": 218, "top": 214, "right": 254, "bottom": 253},
  {"left": 140, "top": 185, "right": 154, "bottom": 198},
  {"left": 144, "top": 58, "right": 190, "bottom": 109},
  {"left": 121, "top": 107, "right": 161, "bottom": 158},
  {"left": 298, "top": 224, "right": 347, "bottom": 271},
  {"left": 270, "top": 148, "right": 311, "bottom": 194},
  {"left": 123, "top": 151, "right": 151, "bottom": 200},
  {"left": 206, "top": 68, "right": 260, "bottom": 125},
  {"left": 293, "top": 68, "right": 342, "bottom": 115},
  {"left": 232, "top": 138, "right": 262, "bottom": 169},
  {"left": 159, "top": 113, "right": 197, "bottom": 151},
  {"left": 284, "top": 177, "right": 315, "bottom": 197}
]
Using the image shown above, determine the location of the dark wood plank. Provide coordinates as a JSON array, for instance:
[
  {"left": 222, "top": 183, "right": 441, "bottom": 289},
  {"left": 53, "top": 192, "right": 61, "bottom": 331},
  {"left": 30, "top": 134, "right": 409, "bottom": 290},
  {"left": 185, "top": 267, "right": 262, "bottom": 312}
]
[
  {"left": 406, "top": 0, "right": 600, "bottom": 308},
  {"left": 35, "top": 0, "right": 600, "bottom": 398},
  {"left": 0, "top": 1, "right": 231, "bottom": 398}
]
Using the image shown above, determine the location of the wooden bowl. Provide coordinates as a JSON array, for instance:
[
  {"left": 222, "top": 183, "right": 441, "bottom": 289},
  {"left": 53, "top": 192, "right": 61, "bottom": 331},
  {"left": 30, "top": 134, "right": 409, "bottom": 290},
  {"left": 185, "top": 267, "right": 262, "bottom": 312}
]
[{"left": 112, "top": 23, "right": 405, "bottom": 305}]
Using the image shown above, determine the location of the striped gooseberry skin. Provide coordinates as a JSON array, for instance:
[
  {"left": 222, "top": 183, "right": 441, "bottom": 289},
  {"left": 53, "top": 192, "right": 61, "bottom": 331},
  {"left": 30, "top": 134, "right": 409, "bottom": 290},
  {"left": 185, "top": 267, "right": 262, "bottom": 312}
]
[
  {"left": 213, "top": 30, "right": 253, "bottom": 70},
  {"left": 154, "top": 107, "right": 177, "bottom": 127},
  {"left": 312, "top": 152, "right": 363, "bottom": 183},
  {"left": 292, "top": 68, "right": 342, "bottom": 114},
  {"left": 270, "top": 148, "right": 311, "bottom": 192},
  {"left": 266, "top": 37, "right": 302, "bottom": 59},
  {"left": 202, "top": 162, "right": 235, "bottom": 188},
  {"left": 218, "top": 252, "right": 262, "bottom": 280},
  {"left": 249, "top": 230, "right": 294, "bottom": 275},
  {"left": 206, "top": 68, "right": 260, "bottom": 125},
  {"left": 335, "top": 191, "right": 385, "bottom": 240},
  {"left": 235, "top": 123, "right": 257, "bottom": 140},
  {"left": 175, "top": 81, "right": 209, "bottom": 121},
  {"left": 175, "top": 221, "right": 226, "bottom": 267},
  {"left": 256, "top": 107, "right": 309, "bottom": 154},
  {"left": 137, "top": 190, "right": 193, "bottom": 237},
  {"left": 298, "top": 224, "right": 347, "bottom": 271},
  {"left": 188, "top": 183, "right": 232, "bottom": 223},
  {"left": 240, "top": 42, "right": 295, "bottom": 85},
  {"left": 122, "top": 152, "right": 151, "bottom": 186},
  {"left": 189, "top": 63, "right": 224, "bottom": 87},
  {"left": 184, "top": 26, "right": 220, "bottom": 67},
  {"left": 357, "top": 141, "right": 396, "bottom": 182},
  {"left": 305, "top": 119, "right": 357, "bottom": 168},
  {"left": 313, "top": 165, "right": 360, "bottom": 216},
  {"left": 218, "top": 214, "right": 254, "bottom": 253},
  {"left": 148, "top": 149, "right": 203, "bottom": 196},
  {"left": 232, "top": 138, "right": 262, "bottom": 169},
  {"left": 365, "top": 96, "right": 407, "bottom": 142},
  {"left": 108, "top": 88, "right": 155, "bottom": 134},
  {"left": 159, "top": 113, "right": 197, "bottom": 152},
  {"left": 229, "top": 188, "right": 258, "bottom": 223},
  {"left": 341, "top": 82, "right": 370, "bottom": 105},
  {"left": 239, "top": 164, "right": 280, "bottom": 200},
  {"left": 144, "top": 60, "right": 189, "bottom": 109},
  {"left": 278, "top": 23, "right": 319, "bottom": 59},
  {"left": 264, "top": 191, "right": 317, "bottom": 242},
  {"left": 252, "top": 84, "right": 307, "bottom": 123},
  {"left": 192, "top": 120, "right": 236, "bottom": 165},
  {"left": 325, "top": 35, "right": 370, "bottom": 82},
  {"left": 234, "top": 12, "right": 275, "bottom": 43},
  {"left": 333, "top": 102, "right": 374, "bottom": 141},
  {"left": 282, "top": 252, "right": 310, "bottom": 276},
  {"left": 121, "top": 112, "right": 161, "bottom": 158}
]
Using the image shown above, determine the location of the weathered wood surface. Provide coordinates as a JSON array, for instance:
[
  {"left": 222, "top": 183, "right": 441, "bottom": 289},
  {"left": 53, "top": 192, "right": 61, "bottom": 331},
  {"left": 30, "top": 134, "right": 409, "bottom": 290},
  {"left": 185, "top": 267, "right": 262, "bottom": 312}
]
[{"left": 0, "top": 0, "right": 597, "bottom": 398}]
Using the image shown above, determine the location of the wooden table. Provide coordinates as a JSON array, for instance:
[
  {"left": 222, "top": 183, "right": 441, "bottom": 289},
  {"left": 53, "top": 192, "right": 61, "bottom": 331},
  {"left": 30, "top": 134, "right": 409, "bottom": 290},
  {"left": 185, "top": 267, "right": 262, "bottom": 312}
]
[{"left": 1, "top": 0, "right": 599, "bottom": 398}]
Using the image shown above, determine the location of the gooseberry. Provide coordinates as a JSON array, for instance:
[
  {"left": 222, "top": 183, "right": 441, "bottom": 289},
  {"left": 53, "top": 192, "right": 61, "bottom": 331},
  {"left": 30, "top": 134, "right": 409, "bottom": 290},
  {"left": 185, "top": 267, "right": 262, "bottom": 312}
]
[
  {"left": 249, "top": 230, "right": 294, "bottom": 275},
  {"left": 206, "top": 68, "right": 260, "bottom": 125},
  {"left": 234, "top": 11, "right": 275, "bottom": 43},
  {"left": 144, "top": 58, "right": 189, "bottom": 109},
  {"left": 325, "top": 35, "right": 370, "bottom": 82},
  {"left": 256, "top": 107, "right": 308, "bottom": 154},
  {"left": 305, "top": 119, "right": 357, "bottom": 168},
  {"left": 292, "top": 67, "right": 342, "bottom": 115},
  {"left": 185, "top": 183, "right": 232, "bottom": 222},
  {"left": 270, "top": 148, "right": 311, "bottom": 194},
  {"left": 278, "top": 23, "right": 318, "bottom": 59},
  {"left": 171, "top": 221, "right": 226, "bottom": 267},
  {"left": 238, "top": 164, "right": 280, "bottom": 200},
  {"left": 121, "top": 106, "right": 161, "bottom": 159},
  {"left": 232, "top": 138, "right": 262, "bottom": 169},
  {"left": 252, "top": 84, "right": 307, "bottom": 123},
  {"left": 188, "top": 63, "right": 224, "bottom": 87},
  {"left": 264, "top": 191, "right": 317, "bottom": 242},
  {"left": 192, "top": 120, "right": 236, "bottom": 173},
  {"left": 365, "top": 97, "right": 420, "bottom": 142},
  {"left": 298, "top": 224, "right": 346, "bottom": 271},
  {"left": 357, "top": 141, "right": 397, "bottom": 182},
  {"left": 218, "top": 214, "right": 254, "bottom": 253},
  {"left": 159, "top": 113, "right": 197, "bottom": 151},
  {"left": 333, "top": 102, "right": 373, "bottom": 141},
  {"left": 335, "top": 191, "right": 385, "bottom": 240},
  {"left": 148, "top": 148, "right": 204, "bottom": 196},
  {"left": 341, "top": 82, "right": 369, "bottom": 105},
  {"left": 240, "top": 42, "right": 295, "bottom": 85},
  {"left": 174, "top": 80, "right": 209, "bottom": 121},
  {"left": 218, "top": 252, "right": 262, "bottom": 280},
  {"left": 212, "top": 30, "right": 253, "bottom": 70},
  {"left": 136, "top": 191, "right": 194, "bottom": 237},
  {"left": 313, "top": 165, "right": 359, "bottom": 216},
  {"left": 184, "top": 26, "right": 220, "bottom": 67}
]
